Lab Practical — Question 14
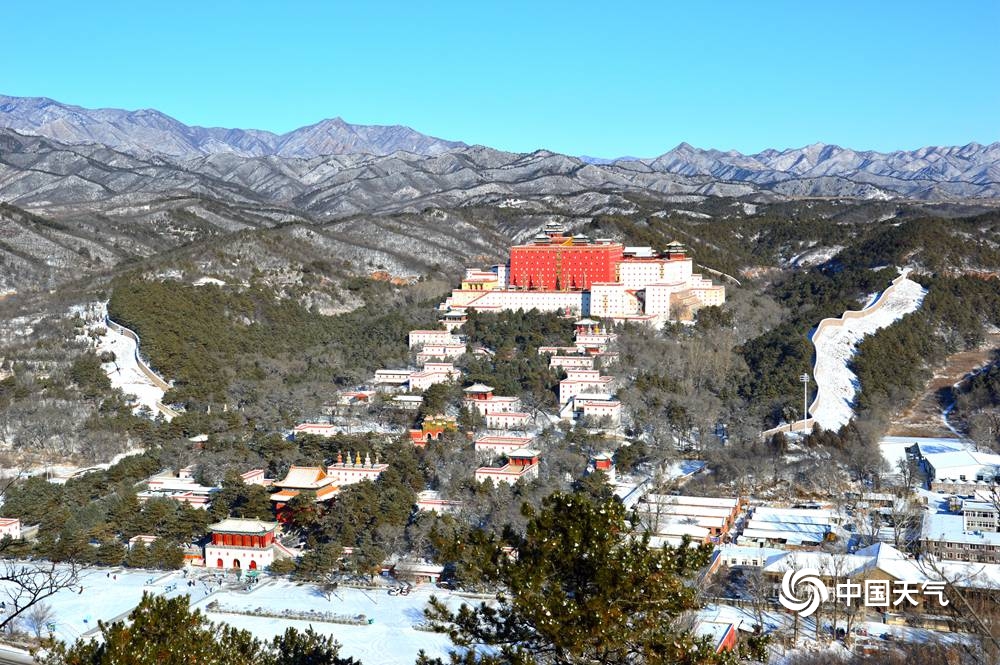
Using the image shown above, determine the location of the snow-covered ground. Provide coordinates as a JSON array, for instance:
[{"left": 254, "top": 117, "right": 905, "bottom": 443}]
[
  {"left": 193, "top": 276, "right": 226, "bottom": 287},
  {"left": 810, "top": 277, "right": 927, "bottom": 431},
  {"left": 4, "top": 567, "right": 192, "bottom": 643},
  {"left": 9, "top": 566, "right": 466, "bottom": 664},
  {"left": 79, "top": 302, "right": 170, "bottom": 420},
  {"left": 789, "top": 245, "right": 843, "bottom": 268},
  {"left": 195, "top": 580, "right": 466, "bottom": 665}
]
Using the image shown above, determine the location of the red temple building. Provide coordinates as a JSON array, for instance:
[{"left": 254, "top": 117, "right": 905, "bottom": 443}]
[
  {"left": 509, "top": 223, "right": 624, "bottom": 291},
  {"left": 204, "top": 518, "right": 279, "bottom": 571}
]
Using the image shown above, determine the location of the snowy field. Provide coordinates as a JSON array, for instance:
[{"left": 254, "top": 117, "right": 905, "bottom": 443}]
[
  {"left": 810, "top": 277, "right": 927, "bottom": 431},
  {"left": 77, "top": 302, "right": 170, "bottom": 420},
  {"left": 8, "top": 566, "right": 465, "bottom": 663},
  {"left": 3, "top": 567, "right": 192, "bottom": 643},
  {"left": 194, "top": 580, "right": 467, "bottom": 665}
]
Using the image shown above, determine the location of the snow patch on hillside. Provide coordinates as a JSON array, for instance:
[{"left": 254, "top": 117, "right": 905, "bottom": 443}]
[
  {"left": 78, "top": 302, "right": 168, "bottom": 419},
  {"left": 790, "top": 246, "right": 843, "bottom": 268},
  {"left": 810, "top": 277, "right": 927, "bottom": 431}
]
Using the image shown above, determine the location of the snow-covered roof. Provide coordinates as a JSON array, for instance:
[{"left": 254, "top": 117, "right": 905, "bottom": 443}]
[
  {"left": 637, "top": 503, "right": 733, "bottom": 519},
  {"left": 751, "top": 506, "right": 840, "bottom": 524},
  {"left": 463, "top": 383, "right": 494, "bottom": 393},
  {"left": 922, "top": 510, "right": 1000, "bottom": 547},
  {"left": 762, "top": 543, "right": 1000, "bottom": 591},
  {"left": 714, "top": 544, "right": 785, "bottom": 565},
  {"left": 643, "top": 494, "right": 739, "bottom": 509},
  {"left": 508, "top": 448, "right": 541, "bottom": 458},
  {"left": 924, "top": 450, "right": 1000, "bottom": 481},
  {"left": 646, "top": 535, "right": 704, "bottom": 549},
  {"left": 739, "top": 525, "right": 830, "bottom": 546},
  {"left": 692, "top": 619, "right": 736, "bottom": 652},
  {"left": 647, "top": 514, "right": 727, "bottom": 530},
  {"left": 574, "top": 393, "right": 617, "bottom": 403},
  {"left": 275, "top": 466, "right": 330, "bottom": 489},
  {"left": 209, "top": 518, "right": 278, "bottom": 534}
]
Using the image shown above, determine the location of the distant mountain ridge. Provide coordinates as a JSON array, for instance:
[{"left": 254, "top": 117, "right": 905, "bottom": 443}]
[
  {"left": 630, "top": 140, "right": 1000, "bottom": 189},
  {"left": 0, "top": 94, "right": 466, "bottom": 158},
  {"left": 0, "top": 93, "right": 997, "bottom": 203}
]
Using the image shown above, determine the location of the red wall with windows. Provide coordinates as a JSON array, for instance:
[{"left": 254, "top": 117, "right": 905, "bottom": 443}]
[
  {"left": 210, "top": 532, "right": 274, "bottom": 548},
  {"left": 509, "top": 243, "right": 623, "bottom": 290}
]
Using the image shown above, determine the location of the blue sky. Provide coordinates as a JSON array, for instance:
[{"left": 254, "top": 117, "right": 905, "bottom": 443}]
[{"left": 5, "top": 2, "right": 998, "bottom": 156}]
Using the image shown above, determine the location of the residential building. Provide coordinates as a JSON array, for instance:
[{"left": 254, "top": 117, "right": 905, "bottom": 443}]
[
  {"left": 374, "top": 369, "right": 412, "bottom": 390},
  {"left": 415, "top": 490, "right": 463, "bottom": 515},
  {"left": 138, "top": 469, "right": 218, "bottom": 509},
  {"left": 409, "top": 362, "right": 460, "bottom": 391},
  {"left": 922, "top": 496, "right": 1000, "bottom": 564},
  {"left": 738, "top": 506, "right": 842, "bottom": 548},
  {"left": 548, "top": 355, "right": 594, "bottom": 371},
  {"left": 463, "top": 384, "right": 521, "bottom": 415},
  {"left": 474, "top": 434, "right": 535, "bottom": 457},
  {"left": 475, "top": 449, "right": 541, "bottom": 485},
  {"left": 484, "top": 411, "right": 531, "bottom": 431},
  {"left": 292, "top": 422, "right": 341, "bottom": 438},
  {"left": 0, "top": 518, "right": 21, "bottom": 540},
  {"left": 922, "top": 449, "right": 1000, "bottom": 493},
  {"left": 408, "top": 330, "right": 460, "bottom": 349},
  {"left": 559, "top": 369, "right": 615, "bottom": 405}
]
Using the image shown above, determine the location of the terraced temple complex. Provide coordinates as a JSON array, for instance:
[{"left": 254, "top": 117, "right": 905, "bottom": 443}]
[{"left": 442, "top": 222, "right": 725, "bottom": 325}]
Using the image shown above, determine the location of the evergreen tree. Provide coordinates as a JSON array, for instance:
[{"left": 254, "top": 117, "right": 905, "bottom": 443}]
[
  {"left": 43, "top": 593, "right": 261, "bottom": 664},
  {"left": 421, "top": 493, "right": 724, "bottom": 665},
  {"left": 268, "top": 627, "right": 361, "bottom": 665},
  {"left": 210, "top": 470, "right": 273, "bottom": 521}
]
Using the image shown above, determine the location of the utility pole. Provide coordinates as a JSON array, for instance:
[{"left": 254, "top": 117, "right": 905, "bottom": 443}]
[{"left": 800, "top": 373, "right": 810, "bottom": 432}]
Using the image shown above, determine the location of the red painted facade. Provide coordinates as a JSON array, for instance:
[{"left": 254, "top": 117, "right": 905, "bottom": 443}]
[
  {"left": 509, "top": 241, "right": 623, "bottom": 290},
  {"left": 210, "top": 532, "right": 274, "bottom": 548}
]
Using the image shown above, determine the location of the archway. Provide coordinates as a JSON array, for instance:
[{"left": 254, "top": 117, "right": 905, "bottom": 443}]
[
  {"left": 232, "top": 559, "right": 241, "bottom": 569},
  {"left": 216, "top": 558, "right": 223, "bottom": 568},
  {"left": 249, "top": 560, "right": 257, "bottom": 570}
]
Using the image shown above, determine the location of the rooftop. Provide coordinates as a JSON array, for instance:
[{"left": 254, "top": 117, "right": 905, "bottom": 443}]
[
  {"left": 209, "top": 518, "right": 278, "bottom": 534},
  {"left": 923, "top": 509, "right": 1000, "bottom": 547},
  {"left": 274, "top": 465, "right": 330, "bottom": 489}
]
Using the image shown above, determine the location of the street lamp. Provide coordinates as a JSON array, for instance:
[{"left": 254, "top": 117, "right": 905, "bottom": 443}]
[{"left": 800, "top": 373, "right": 810, "bottom": 431}]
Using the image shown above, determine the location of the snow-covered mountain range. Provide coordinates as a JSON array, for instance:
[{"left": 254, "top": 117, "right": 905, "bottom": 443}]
[
  {"left": 0, "top": 93, "right": 997, "bottom": 205},
  {"left": 0, "top": 94, "right": 466, "bottom": 158}
]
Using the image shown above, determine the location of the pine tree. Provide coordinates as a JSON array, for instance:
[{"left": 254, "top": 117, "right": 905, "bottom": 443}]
[
  {"left": 268, "top": 627, "right": 361, "bottom": 665},
  {"left": 421, "top": 493, "right": 726, "bottom": 665},
  {"left": 42, "top": 593, "right": 261, "bottom": 665}
]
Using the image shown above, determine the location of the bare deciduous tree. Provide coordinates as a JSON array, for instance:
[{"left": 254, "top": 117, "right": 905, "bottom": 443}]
[{"left": 24, "top": 601, "right": 55, "bottom": 639}]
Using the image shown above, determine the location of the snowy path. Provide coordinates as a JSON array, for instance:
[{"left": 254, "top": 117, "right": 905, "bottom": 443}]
[{"left": 810, "top": 275, "right": 927, "bottom": 431}]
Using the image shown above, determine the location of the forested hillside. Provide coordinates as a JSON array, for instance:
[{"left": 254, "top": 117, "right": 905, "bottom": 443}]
[{"left": 107, "top": 277, "right": 441, "bottom": 410}]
